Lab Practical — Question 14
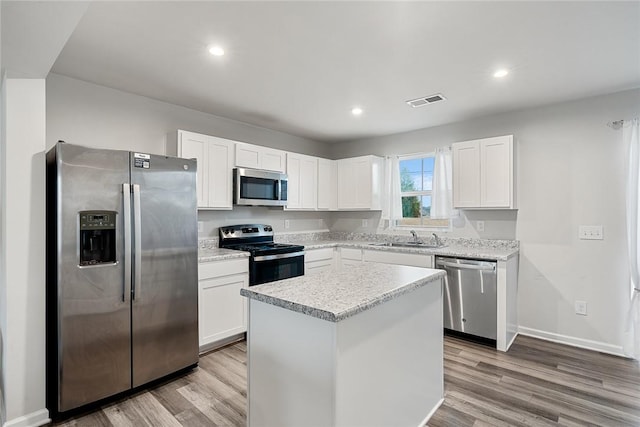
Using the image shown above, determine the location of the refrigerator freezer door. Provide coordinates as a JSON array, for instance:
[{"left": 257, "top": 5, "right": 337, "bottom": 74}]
[
  {"left": 53, "top": 144, "right": 132, "bottom": 412},
  {"left": 130, "top": 153, "right": 199, "bottom": 387}
]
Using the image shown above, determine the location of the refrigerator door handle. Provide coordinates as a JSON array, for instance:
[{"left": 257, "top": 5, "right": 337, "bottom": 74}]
[
  {"left": 132, "top": 184, "right": 142, "bottom": 301},
  {"left": 123, "top": 183, "right": 132, "bottom": 302}
]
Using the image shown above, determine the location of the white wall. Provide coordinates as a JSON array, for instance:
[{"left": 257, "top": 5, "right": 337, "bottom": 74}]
[
  {"left": 331, "top": 89, "right": 640, "bottom": 354},
  {"left": 46, "top": 74, "right": 333, "bottom": 237},
  {"left": 0, "top": 78, "right": 49, "bottom": 427}
]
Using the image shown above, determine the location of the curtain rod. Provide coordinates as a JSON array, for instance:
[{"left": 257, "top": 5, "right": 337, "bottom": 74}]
[{"left": 607, "top": 118, "right": 638, "bottom": 130}]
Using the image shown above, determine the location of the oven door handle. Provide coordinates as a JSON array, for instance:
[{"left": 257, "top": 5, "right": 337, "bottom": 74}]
[{"left": 253, "top": 251, "right": 305, "bottom": 262}]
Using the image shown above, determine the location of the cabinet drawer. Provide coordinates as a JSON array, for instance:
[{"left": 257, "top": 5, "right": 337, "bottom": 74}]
[
  {"left": 340, "top": 248, "right": 362, "bottom": 261},
  {"left": 363, "top": 250, "right": 433, "bottom": 268},
  {"left": 305, "top": 247, "right": 334, "bottom": 262},
  {"left": 306, "top": 259, "right": 334, "bottom": 275},
  {"left": 199, "top": 258, "right": 249, "bottom": 280}
]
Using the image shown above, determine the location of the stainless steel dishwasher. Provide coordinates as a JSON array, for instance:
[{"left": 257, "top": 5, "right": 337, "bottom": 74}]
[{"left": 435, "top": 256, "right": 497, "bottom": 343}]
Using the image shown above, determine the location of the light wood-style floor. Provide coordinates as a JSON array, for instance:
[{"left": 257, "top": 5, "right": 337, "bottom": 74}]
[{"left": 51, "top": 335, "right": 640, "bottom": 426}]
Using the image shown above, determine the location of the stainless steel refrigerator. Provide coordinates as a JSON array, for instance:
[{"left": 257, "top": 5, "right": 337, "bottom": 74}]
[{"left": 46, "top": 142, "right": 199, "bottom": 416}]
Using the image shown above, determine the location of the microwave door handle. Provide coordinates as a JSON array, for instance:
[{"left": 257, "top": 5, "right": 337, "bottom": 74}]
[{"left": 276, "top": 179, "right": 281, "bottom": 201}]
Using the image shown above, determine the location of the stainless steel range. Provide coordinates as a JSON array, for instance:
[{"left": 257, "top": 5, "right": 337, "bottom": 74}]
[{"left": 219, "top": 224, "right": 305, "bottom": 285}]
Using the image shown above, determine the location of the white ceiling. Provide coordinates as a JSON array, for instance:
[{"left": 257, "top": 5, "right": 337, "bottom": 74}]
[{"left": 39, "top": 1, "right": 640, "bottom": 142}]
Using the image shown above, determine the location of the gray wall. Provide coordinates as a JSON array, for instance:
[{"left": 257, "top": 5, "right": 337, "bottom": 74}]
[
  {"left": 331, "top": 89, "right": 640, "bottom": 353},
  {"left": 46, "top": 73, "right": 333, "bottom": 237},
  {"left": 46, "top": 72, "right": 640, "bottom": 352}
]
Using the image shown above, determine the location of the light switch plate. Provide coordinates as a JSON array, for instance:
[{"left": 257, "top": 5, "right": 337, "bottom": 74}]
[
  {"left": 579, "top": 225, "right": 603, "bottom": 240},
  {"left": 284, "top": 219, "right": 290, "bottom": 229}
]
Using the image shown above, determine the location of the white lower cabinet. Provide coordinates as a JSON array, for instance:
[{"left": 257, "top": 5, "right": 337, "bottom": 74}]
[
  {"left": 363, "top": 250, "right": 433, "bottom": 268},
  {"left": 304, "top": 247, "right": 336, "bottom": 274},
  {"left": 198, "top": 258, "right": 249, "bottom": 352},
  {"left": 339, "top": 247, "right": 363, "bottom": 267}
]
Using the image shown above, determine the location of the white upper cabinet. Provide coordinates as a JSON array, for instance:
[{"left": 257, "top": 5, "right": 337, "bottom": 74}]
[
  {"left": 286, "top": 152, "right": 318, "bottom": 210},
  {"left": 337, "top": 155, "right": 384, "bottom": 210},
  {"left": 317, "top": 158, "right": 338, "bottom": 211},
  {"left": 453, "top": 135, "right": 515, "bottom": 209},
  {"left": 167, "top": 130, "right": 234, "bottom": 210},
  {"left": 452, "top": 140, "right": 481, "bottom": 207},
  {"left": 235, "top": 142, "right": 286, "bottom": 173}
]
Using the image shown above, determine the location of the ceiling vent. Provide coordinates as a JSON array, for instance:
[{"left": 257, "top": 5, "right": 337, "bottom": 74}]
[{"left": 406, "top": 93, "right": 446, "bottom": 108}]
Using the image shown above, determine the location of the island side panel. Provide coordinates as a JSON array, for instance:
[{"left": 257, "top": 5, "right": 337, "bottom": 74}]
[
  {"left": 506, "top": 256, "right": 519, "bottom": 349},
  {"left": 497, "top": 256, "right": 519, "bottom": 351},
  {"left": 247, "top": 299, "right": 336, "bottom": 427},
  {"left": 334, "top": 280, "right": 444, "bottom": 427}
]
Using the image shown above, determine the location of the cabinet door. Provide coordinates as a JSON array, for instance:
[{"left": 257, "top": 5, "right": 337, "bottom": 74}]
[
  {"left": 339, "top": 248, "right": 362, "bottom": 268},
  {"left": 481, "top": 136, "right": 512, "bottom": 208},
  {"left": 353, "top": 157, "right": 372, "bottom": 208},
  {"left": 235, "top": 143, "right": 261, "bottom": 169},
  {"left": 300, "top": 155, "right": 318, "bottom": 209},
  {"left": 207, "top": 137, "right": 234, "bottom": 209},
  {"left": 199, "top": 273, "right": 248, "bottom": 348},
  {"left": 318, "top": 159, "right": 337, "bottom": 210},
  {"left": 261, "top": 147, "right": 286, "bottom": 173},
  {"left": 337, "top": 156, "right": 382, "bottom": 210},
  {"left": 453, "top": 141, "right": 481, "bottom": 208},
  {"left": 179, "top": 131, "right": 209, "bottom": 208},
  {"left": 286, "top": 154, "right": 302, "bottom": 209},
  {"left": 235, "top": 143, "right": 286, "bottom": 173},
  {"left": 337, "top": 159, "right": 356, "bottom": 209}
]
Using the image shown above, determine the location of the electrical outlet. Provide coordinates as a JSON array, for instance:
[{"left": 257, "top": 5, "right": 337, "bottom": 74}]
[
  {"left": 574, "top": 300, "right": 588, "bottom": 316},
  {"left": 476, "top": 221, "right": 485, "bottom": 232},
  {"left": 284, "top": 219, "right": 290, "bottom": 229},
  {"left": 362, "top": 219, "right": 368, "bottom": 227},
  {"left": 197, "top": 221, "right": 204, "bottom": 233},
  {"left": 579, "top": 225, "right": 603, "bottom": 240},
  {"left": 318, "top": 219, "right": 323, "bottom": 228}
]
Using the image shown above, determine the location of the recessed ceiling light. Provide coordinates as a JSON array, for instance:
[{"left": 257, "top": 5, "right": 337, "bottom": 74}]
[
  {"left": 208, "top": 46, "right": 225, "bottom": 56},
  {"left": 351, "top": 107, "right": 363, "bottom": 116},
  {"left": 493, "top": 69, "right": 509, "bottom": 78}
]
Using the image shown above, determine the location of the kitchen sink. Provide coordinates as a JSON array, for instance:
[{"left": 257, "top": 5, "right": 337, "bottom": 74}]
[{"left": 368, "top": 242, "right": 447, "bottom": 249}]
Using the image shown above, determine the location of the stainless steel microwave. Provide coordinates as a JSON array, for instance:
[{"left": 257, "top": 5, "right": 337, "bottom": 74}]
[{"left": 233, "top": 168, "right": 288, "bottom": 207}]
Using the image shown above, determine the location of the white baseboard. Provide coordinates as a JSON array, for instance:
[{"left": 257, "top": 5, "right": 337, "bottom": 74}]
[
  {"left": 3, "top": 409, "right": 50, "bottom": 427},
  {"left": 518, "top": 326, "right": 626, "bottom": 357},
  {"left": 419, "top": 397, "right": 444, "bottom": 426}
]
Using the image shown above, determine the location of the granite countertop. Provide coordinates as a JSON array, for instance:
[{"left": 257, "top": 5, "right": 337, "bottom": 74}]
[
  {"left": 198, "top": 247, "right": 249, "bottom": 263},
  {"left": 198, "top": 235, "right": 519, "bottom": 262},
  {"left": 240, "top": 263, "right": 444, "bottom": 322},
  {"left": 297, "top": 240, "right": 519, "bottom": 261}
]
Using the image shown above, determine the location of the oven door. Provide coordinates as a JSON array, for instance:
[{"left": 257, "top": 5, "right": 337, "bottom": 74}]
[{"left": 250, "top": 252, "right": 305, "bottom": 285}]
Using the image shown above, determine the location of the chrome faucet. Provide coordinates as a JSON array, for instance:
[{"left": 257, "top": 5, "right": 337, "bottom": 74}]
[
  {"left": 432, "top": 233, "right": 443, "bottom": 247},
  {"left": 410, "top": 230, "right": 423, "bottom": 244}
]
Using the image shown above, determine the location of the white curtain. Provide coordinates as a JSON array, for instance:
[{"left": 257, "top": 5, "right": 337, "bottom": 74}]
[
  {"left": 383, "top": 156, "right": 403, "bottom": 222},
  {"left": 624, "top": 118, "right": 640, "bottom": 360},
  {"left": 431, "top": 146, "right": 458, "bottom": 219}
]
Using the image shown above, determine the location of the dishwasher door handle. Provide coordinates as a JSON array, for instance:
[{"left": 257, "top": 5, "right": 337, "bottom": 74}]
[{"left": 436, "top": 260, "right": 496, "bottom": 272}]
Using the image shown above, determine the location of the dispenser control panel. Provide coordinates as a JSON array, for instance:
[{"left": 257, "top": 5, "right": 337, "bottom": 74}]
[
  {"left": 80, "top": 211, "right": 116, "bottom": 231},
  {"left": 79, "top": 210, "right": 117, "bottom": 266}
]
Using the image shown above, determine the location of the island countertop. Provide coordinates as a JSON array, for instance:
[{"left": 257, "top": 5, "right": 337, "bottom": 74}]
[{"left": 240, "top": 263, "right": 444, "bottom": 322}]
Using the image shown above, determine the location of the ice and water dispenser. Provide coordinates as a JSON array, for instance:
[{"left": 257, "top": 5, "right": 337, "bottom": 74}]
[{"left": 79, "top": 210, "right": 116, "bottom": 266}]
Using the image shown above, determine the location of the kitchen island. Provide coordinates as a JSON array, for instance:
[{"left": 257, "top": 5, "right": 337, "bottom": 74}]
[{"left": 240, "top": 263, "right": 445, "bottom": 427}]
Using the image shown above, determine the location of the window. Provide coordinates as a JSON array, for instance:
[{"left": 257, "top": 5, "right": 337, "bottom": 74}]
[{"left": 396, "top": 154, "right": 449, "bottom": 229}]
